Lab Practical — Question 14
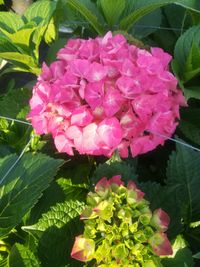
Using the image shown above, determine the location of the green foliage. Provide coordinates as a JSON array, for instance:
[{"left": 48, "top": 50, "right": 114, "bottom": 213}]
[
  {"left": 179, "top": 108, "right": 200, "bottom": 145},
  {"left": 119, "top": 0, "right": 200, "bottom": 31},
  {"left": 0, "top": 0, "right": 200, "bottom": 266},
  {"left": 166, "top": 144, "right": 200, "bottom": 224},
  {"left": 0, "top": 153, "right": 63, "bottom": 238},
  {"left": 0, "top": 1, "right": 57, "bottom": 74},
  {"left": 9, "top": 243, "right": 41, "bottom": 267},
  {"left": 98, "top": 0, "right": 125, "bottom": 28},
  {"left": 174, "top": 25, "right": 200, "bottom": 82},
  {"left": 67, "top": 0, "right": 104, "bottom": 34},
  {"left": 23, "top": 200, "right": 85, "bottom": 267}
]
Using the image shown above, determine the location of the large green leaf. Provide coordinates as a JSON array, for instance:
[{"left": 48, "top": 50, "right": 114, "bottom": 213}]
[
  {"left": 0, "top": 13, "right": 24, "bottom": 33},
  {"left": 24, "top": 199, "right": 85, "bottom": 232},
  {"left": 23, "top": 200, "right": 85, "bottom": 267},
  {"left": 0, "top": 87, "right": 31, "bottom": 118},
  {"left": 179, "top": 108, "right": 200, "bottom": 145},
  {"left": 9, "top": 243, "right": 41, "bottom": 267},
  {"left": 99, "top": 0, "right": 125, "bottom": 28},
  {"left": 120, "top": 0, "right": 200, "bottom": 31},
  {"left": 183, "top": 86, "right": 200, "bottom": 100},
  {"left": 166, "top": 144, "right": 200, "bottom": 224},
  {"left": 174, "top": 26, "right": 200, "bottom": 81},
  {"left": 67, "top": 0, "right": 104, "bottom": 34},
  {"left": 0, "top": 153, "right": 64, "bottom": 238},
  {"left": 23, "top": 0, "right": 57, "bottom": 26}
]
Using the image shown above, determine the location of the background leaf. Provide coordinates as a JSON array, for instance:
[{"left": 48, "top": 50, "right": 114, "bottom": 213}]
[
  {"left": 166, "top": 144, "right": 200, "bottom": 224},
  {"left": 174, "top": 25, "right": 200, "bottom": 81},
  {"left": 0, "top": 153, "right": 63, "bottom": 238},
  {"left": 23, "top": 200, "right": 85, "bottom": 267},
  {"left": 99, "top": 0, "right": 125, "bottom": 28},
  {"left": 120, "top": 0, "right": 200, "bottom": 31},
  {"left": 9, "top": 243, "right": 41, "bottom": 267}
]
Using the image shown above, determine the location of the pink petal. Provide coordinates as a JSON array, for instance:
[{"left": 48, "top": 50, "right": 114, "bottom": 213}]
[
  {"left": 85, "top": 81, "right": 104, "bottom": 109},
  {"left": 85, "top": 62, "right": 107, "bottom": 82},
  {"left": 116, "top": 76, "right": 142, "bottom": 98},
  {"left": 95, "top": 177, "right": 109, "bottom": 192},
  {"left": 71, "top": 236, "right": 95, "bottom": 262},
  {"left": 108, "top": 175, "right": 124, "bottom": 186},
  {"left": 54, "top": 133, "right": 74, "bottom": 155},
  {"left": 69, "top": 59, "right": 90, "bottom": 77},
  {"left": 151, "top": 208, "right": 170, "bottom": 231},
  {"left": 148, "top": 232, "right": 173, "bottom": 256},
  {"left": 97, "top": 118, "right": 122, "bottom": 148},
  {"left": 71, "top": 106, "right": 93, "bottom": 126},
  {"left": 103, "top": 87, "right": 124, "bottom": 117}
]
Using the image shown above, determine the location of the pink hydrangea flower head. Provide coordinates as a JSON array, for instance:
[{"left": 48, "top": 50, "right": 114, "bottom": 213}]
[{"left": 28, "top": 32, "right": 186, "bottom": 157}]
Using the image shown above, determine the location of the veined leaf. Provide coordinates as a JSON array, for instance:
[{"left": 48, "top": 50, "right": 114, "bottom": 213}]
[
  {"left": 0, "top": 52, "right": 40, "bottom": 74},
  {"left": 9, "top": 243, "right": 41, "bottom": 267},
  {"left": 23, "top": 0, "right": 57, "bottom": 26},
  {"left": 120, "top": 0, "right": 200, "bottom": 31},
  {"left": 67, "top": 0, "right": 104, "bottom": 34},
  {"left": 23, "top": 200, "right": 85, "bottom": 267},
  {"left": 167, "top": 143, "right": 200, "bottom": 224},
  {"left": 99, "top": 0, "right": 125, "bottom": 28},
  {"left": 23, "top": 199, "right": 85, "bottom": 233},
  {"left": 2, "top": 27, "right": 37, "bottom": 49},
  {"left": 179, "top": 108, "right": 200, "bottom": 145},
  {"left": 0, "top": 35, "right": 20, "bottom": 53},
  {"left": 44, "top": 18, "right": 57, "bottom": 44},
  {"left": 0, "top": 153, "right": 64, "bottom": 238},
  {"left": 174, "top": 26, "right": 200, "bottom": 81},
  {"left": 0, "top": 13, "right": 24, "bottom": 33},
  {"left": 0, "top": 87, "right": 31, "bottom": 118}
]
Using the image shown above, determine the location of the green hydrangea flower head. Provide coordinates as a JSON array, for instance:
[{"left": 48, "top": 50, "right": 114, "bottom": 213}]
[{"left": 71, "top": 175, "right": 172, "bottom": 266}]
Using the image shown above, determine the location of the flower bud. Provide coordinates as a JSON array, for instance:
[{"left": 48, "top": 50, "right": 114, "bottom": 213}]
[
  {"left": 71, "top": 236, "right": 95, "bottom": 262},
  {"left": 150, "top": 208, "right": 170, "bottom": 231},
  {"left": 148, "top": 232, "right": 173, "bottom": 256}
]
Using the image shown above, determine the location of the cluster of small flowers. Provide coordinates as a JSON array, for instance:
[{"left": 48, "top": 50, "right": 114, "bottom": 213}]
[
  {"left": 28, "top": 32, "right": 186, "bottom": 157},
  {"left": 71, "top": 175, "right": 172, "bottom": 266}
]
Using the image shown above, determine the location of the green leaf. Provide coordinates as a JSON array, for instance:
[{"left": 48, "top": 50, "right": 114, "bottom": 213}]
[
  {"left": 120, "top": 0, "right": 200, "bottom": 31},
  {"left": 0, "top": 87, "right": 31, "bottom": 118},
  {"left": 57, "top": 177, "right": 87, "bottom": 200},
  {"left": 0, "top": 12, "right": 24, "bottom": 33},
  {"left": 24, "top": 199, "right": 85, "bottom": 232},
  {"left": 45, "top": 38, "right": 67, "bottom": 64},
  {"left": 179, "top": 108, "right": 200, "bottom": 145},
  {"left": 174, "top": 25, "right": 200, "bottom": 81},
  {"left": 0, "top": 1, "right": 4, "bottom": 5},
  {"left": 9, "top": 243, "right": 41, "bottom": 267},
  {"left": 23, "top": 1, "right": 57, "bottom": 26},
  {"left": 166, "top": 143, "right": 200, "bottom": 224},
  {"left": 67, "top": 0, "right": 104, "bottom": 34},
  {"left": 132, "top": 8, "right": 162, "bottom": 38},
  {"left": 0, "top": 153, "right": 64, "bottom": 238},
  {"left": 184, "top": 86, "right": 200, "bottom": 100},
  {"left": 44, "top": 18, "right": 57, "bottom": 44},
  {"left": 92, "top": 160, "right": 138, "bottom": 186},
  {"left": 99, "top": 0, "right": 125, "bottom": 28},
  {"left": 162, "top": 247, "right": 194, "bottom": 267},
  {"left": 23, "top": 200, "right": 85, "bottom": 267}
]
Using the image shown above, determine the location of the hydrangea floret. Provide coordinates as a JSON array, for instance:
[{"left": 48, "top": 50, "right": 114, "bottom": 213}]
[
  {"left": 71, "top": 175, "right": 173, "bottom": 266},
  {"left": 28, "top": 32, "right": 186, "bottom": 157}
]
